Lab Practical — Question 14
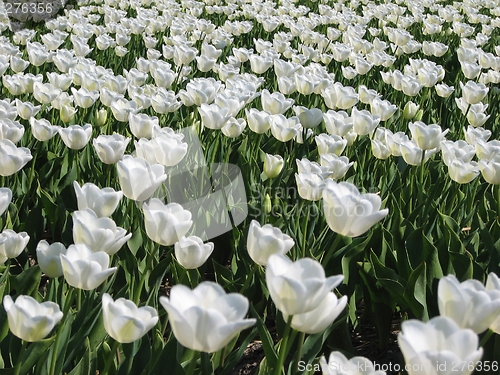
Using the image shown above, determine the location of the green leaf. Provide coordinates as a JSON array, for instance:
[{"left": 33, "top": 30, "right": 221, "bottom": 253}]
[
  {"left": 250, "top": 304, "right": 277, "bottom": 371},
  {"left": 403, "top": 262, "right": 428, "bottom": 320}
]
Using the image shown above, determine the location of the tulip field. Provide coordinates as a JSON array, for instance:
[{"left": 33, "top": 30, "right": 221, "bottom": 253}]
[{"left": 3, "top": 0, "right": 500, "bottom": 373}]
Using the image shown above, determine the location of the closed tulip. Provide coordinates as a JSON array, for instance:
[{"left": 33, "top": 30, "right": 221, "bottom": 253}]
[
  {"left": 269, "top": 114, "right": 301, "bottom": 142},
  {"left": 15, "top": 99, "right": 41, "bottom": 120},
  {"left": 315, "top": 134, "right": 347, "bottom": 156},
  {"left": 263, "top": 154, "right": 284, "bottom": 179},
  {"left": 266, "top": 254, "right": 343, "bottom": 316},
  {"left": 102, "top": 293, "right": 158, "bottom": 343},
  {"left": 293, "top": 106, "right": 323, "bottom": 129},
  {"left": 60, "top": 244, "right": 117, "bottom": 290},
  {"left": 159, "top": 282, "right": 255, "bottom": 353},
  {"left": 174, "top": 236, "right": 214, "bottom": 269},
  {"left": 36, "top": 240, "right": 66, "bottom": 278},
  {"left": 3, "top": 295, "right": 63, "bottom": 342},
  {"left": 221, "top": 117, "right": 246, "bottom": 138},
  {"left": 59, "top": 124, "right": 92, "bottom": 150},
  {"left": 398, "top": 316, "right": 483, "bottom": 375},
  {"left": 486, "top": 272, "right": 500, "bottom": 333},
  {"left": 198, "top": 103, "right": 231, "bottom": 130},
  {"left": 73, "top": 209, "right": 131, "bottom": 255},
  {"left": 116, "top": 156, "right": 167, "bottom": 202},
  {"left": 438, "top": 274, "right": 500, "bottom": 334},
  {"left": 246, "top": 220, "right": 294, "bottom": 266},
  {"left": 93, "top": 133, "right": 130, "bottom": 165},
  {"left": 143, "top": 199, "right": 193, "bottom": 246},
  {"left": 0, "top": 229, "right": 29, "bottom": 259},
  {"left": 73, "top": 181, "right": 122, "bottom": 218},
  {"left": 399, "top": 140, "right": 438, "bottom": 166},
  {"left": 322, "top": 180, "right": 388, "bottom": 237}
]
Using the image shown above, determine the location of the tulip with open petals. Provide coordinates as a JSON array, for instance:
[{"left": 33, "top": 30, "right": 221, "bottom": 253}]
[
  {"left": 116, "top": 156, "right": 167, "bottom": 202},
  {"left": 247, "top": 221, "right": 294, "bottom": 266},
  {"left": 0, "top": 229, "right": 29, "bottom": 261},
  {"left": 102, "top": 294, "right": 158, "bottom": 343},
  {"left": 60, "top": 244, "right": 117, "bottom": 290},
  {"left": 322, "top": 180, "right": 388, "bottom": 237},
  {"left": 73, "top": 182, "right": 122, "bottom": 218},
  {"left": 160, "top": 282, "right": 256, "bottom": 353},
  {"left": 0, "top": 140, "right": 32, "bottom": 176},
  {"left": 174, "top": 236, "right": 214, "bottom": 269},
  {"left": 3, "top": 295, "right": 63, "bottom": 342},
  {"left": 266, "top": 254, "right": 344, "bottom": 316},
  {"left": 143, "top": 199, "right": 193, "bottom": 246},
  {"left": 438, "top": 274, "right": 500, "bottom": 334},
  {"left": 320, "top": 352, "right": 385, "bottom": 375},
  {"left": 398, "top": 316, "right": 483, "bottom": 375},
  {"left": 93, "top": 133, "right": 130, "bottom": 165},
  {"left": 73, "top": 209, "right": 131, "bottom": 255}
]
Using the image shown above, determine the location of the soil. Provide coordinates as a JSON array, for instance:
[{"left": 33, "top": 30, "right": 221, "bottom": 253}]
[{"left": 229, "top": 306, "right": 403, "bottom": 375}]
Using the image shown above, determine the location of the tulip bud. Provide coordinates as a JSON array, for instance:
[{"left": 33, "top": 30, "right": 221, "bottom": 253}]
[
  {"left": 263, "top": 194, "right": 272, "bottom": 215},
  {"left": 95, "top": 108, "right": 108, "bottom": 127},
  {"left": 403, "top": 101, "right": 420, "bottom": 120}
]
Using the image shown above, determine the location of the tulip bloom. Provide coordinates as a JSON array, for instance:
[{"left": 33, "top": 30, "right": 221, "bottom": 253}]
[
  {"left": 398, "top": 316, "right": 483, "bottom": 375},
  {"left": 73, "top": 209, "right": 132, "bottom": 255},
  {"left": 174, "top": 236, "right": 214, "bottom": 269},
  {"left": 0, "top": 139, "right": 32, "bottom": 176},
  {"left": 438, "top": 274, "right": 500, "bottom": 334},
  {"left": 36, "top": 240, "right": 66, "bottom": 278},
  {"left": 60, "top": 244, "right": 117, "bottom": 290},
  {"left": 266, "top": 254, "right": 344, "bottom": 316},
  {"left": 322, "top": 180, "right": 388, "bottom": 237},
  {"left": 93, "top": 133, "right": 130, "bottom": 165},
  {"left": 59, "top": 124, "right": 92, "bottom": 150},
  {"left": 263, "top": 154, "right": 284, "bottom": 179},
  {"left": 408, "top": 121, "right": 449, "bottom": 151},
  {"left": 246, "top": 221, "right": 294, "bottom": 266},
  {"left": 3, "top": 295, "right": 63, "bottom": 342},
  {"left": 143, "top": 199, "right": 193, "bottom": 246},
  {"left": 73, "top": 182, "right": 123, "bottom": 218},
  {"left": 102, "top": 294, "right": 158, "bottom": 343},
  {"left": 0, "top": 188, "right": 12, "bottom": 217},
  {"left": 320, "top": 352, "right": 384, "bottom": 375},
  {"left": 160, "top": 282, "right": 255, "bottom": 353},
  {"left": 0, "top": 229, "right": 29, "bottom": 260},
  {"left": 116, "top": 156, "right": 167, "bottom": 202}
]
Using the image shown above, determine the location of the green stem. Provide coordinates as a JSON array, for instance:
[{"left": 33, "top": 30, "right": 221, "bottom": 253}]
[
  {"left": 239, "top": 266, "right": 257, "bottom": 295},
  {"left": 480, "top": 329, "right": 495, "bottom": 347},
  {"left": 320, "top": 234, "right": 343, "bottom": 267},
  {"left": 295, "top": 332, "right": 305, "bottom": 374},
  {"left": 185, "top": 350, "right": 199, "bottom": 375},
  {"left": 301, "top": 204, "right": 310, "bottom": 259},
  {"left": 77, "top": 289, "right": 82, "bottom": 311},
  {"left": 274, "top": 315, "right": 294, "bottom": 375},
  {"left": 49, "top": 287, "right": 75, "bottom": 375},
  {"left": 13, "top": 340, "right": 27, "bottom": 375}
]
